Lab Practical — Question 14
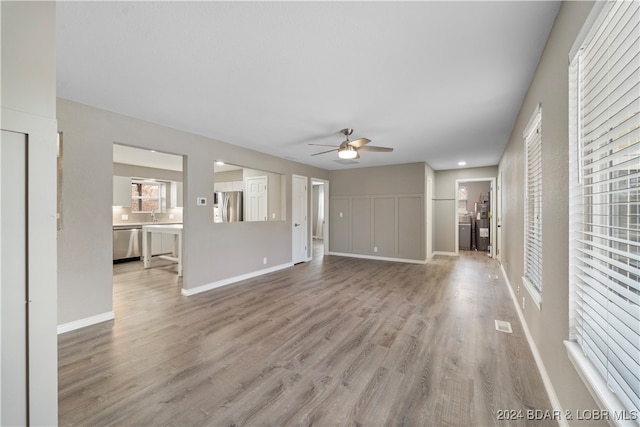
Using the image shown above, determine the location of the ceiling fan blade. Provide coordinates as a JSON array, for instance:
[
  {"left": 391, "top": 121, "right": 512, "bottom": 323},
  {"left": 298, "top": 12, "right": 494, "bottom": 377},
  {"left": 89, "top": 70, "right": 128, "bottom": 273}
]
[
  {"left": 358, "top": 145, "right": 393, "bottom": 153},
  {"left": 311, "top": 148, "right": 338, "bottom": 156},
  {"left": 348, "top": 138, "right": 371, "bottom": 148},
  {"left": 308, "top": 143, "right": 340, "bottom": 148}
]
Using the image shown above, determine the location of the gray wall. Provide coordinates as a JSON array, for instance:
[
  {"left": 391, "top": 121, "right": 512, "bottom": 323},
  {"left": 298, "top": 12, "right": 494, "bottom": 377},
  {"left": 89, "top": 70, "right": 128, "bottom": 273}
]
[
  {"left": 433, "top": 166, "right": 498, "bottom": 253},
  {"left": 1, "top": 1, "right": 58, "bottom": 423},
  {"left": 57, "top": 98, "right": 327, "bottom": 326},
  {"left": 499, "top": 1, "right": 599, "bottom": 422},
  {"left": 329, "top": 163, "right": 427, "bottom": 261}
]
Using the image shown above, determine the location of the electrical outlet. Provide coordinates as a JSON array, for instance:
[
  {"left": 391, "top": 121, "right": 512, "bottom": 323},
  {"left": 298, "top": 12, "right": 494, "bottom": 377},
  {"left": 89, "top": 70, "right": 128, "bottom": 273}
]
[
  {"left": 121, "top": 214, "right": 128, "bottom": 220},
  {"left": 374, "top": 246, "right": 378, "bottom": 253},
  {"left": 263, "top": 257, "right": 267, "bottom": 265},
  {"left": 517, "top": 285, "right": 520, "bottom": 296},
  {"left": 272, "top": 213, "right": 276, "bottom": 219},
  {"left": 339, "top": 212, "right": 343, "bottom": 218},
  {"left": 197, "top": 197, "right": 207, "bottom": 206},
  {"left": 522, "top": 297, "right": 526, "bottom": 310},
  {"left": 169, "top": 213, "right": 174, "bottom": 219}
]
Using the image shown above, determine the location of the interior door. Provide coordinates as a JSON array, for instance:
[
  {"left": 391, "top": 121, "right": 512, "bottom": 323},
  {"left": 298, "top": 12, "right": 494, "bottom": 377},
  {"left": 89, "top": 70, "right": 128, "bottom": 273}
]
[
  {"left": 426, "top": 176, "right": 433, "bottom": 260},
  {"left": 496, "top": 171, "right": 503, "bottom": 261},
  {"left": 245, "top": 176, "right": 267, "bottom": 221},
  {"left": 292, "top": 175, "right": 308, "bottom": 264},
  {"left": 1, "top": 130, "right": 28, "bottom": 425}
]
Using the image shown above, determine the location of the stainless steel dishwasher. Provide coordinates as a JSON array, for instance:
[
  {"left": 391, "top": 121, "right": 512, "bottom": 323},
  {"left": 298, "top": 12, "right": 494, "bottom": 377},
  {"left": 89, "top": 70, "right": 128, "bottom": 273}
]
[{"left": 113, "top": 225, "right": 142, "bottom": 262}]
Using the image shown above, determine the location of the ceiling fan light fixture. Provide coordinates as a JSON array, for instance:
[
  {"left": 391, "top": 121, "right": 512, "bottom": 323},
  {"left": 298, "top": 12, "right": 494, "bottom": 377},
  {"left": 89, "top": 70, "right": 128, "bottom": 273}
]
[{"left": 338, "top": 145, "right": 358, "bottom": 159}]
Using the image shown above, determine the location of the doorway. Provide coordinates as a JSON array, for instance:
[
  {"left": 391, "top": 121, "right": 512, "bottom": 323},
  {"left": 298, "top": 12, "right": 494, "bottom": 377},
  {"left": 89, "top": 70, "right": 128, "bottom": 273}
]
[
  {"left": 311, "top": 178, "right": 329, "bottom": 259},
  {"left": 112, "top": 143, "right": 185, "bottom": 279},
  {"left": 455, "top": 177, "right": 497, "bottom": 258}
]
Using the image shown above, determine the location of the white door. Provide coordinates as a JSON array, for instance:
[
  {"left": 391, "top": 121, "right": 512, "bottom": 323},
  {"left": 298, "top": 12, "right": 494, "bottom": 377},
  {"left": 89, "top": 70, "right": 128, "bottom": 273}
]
[
  {"left": 246, "top": 176, "right": 267, "bottom": 221},
  {"left": 496, "top": 171, "right": 503, "bottom": 262},
  {"left": 426, "top": 176, "right": 433, "bottom": 260},
  {"left": 292, "top": 175, "right": 308, "bottom": 264},
  {"left": 1, "top": 130, "right": 28, "bottom": 425}
]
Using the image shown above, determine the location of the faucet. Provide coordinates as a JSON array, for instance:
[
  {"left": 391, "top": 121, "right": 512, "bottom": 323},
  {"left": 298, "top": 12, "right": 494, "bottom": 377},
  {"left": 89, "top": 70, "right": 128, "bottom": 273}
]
[{"left": 151, "top": 210, "right": 158, "bottom": 222}]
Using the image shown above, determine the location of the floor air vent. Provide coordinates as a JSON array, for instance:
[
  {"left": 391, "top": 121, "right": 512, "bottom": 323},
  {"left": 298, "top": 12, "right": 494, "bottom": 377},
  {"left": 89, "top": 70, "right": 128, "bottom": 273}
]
[{"left": 495, "top": 320, "right": 513, "bottom": 334}]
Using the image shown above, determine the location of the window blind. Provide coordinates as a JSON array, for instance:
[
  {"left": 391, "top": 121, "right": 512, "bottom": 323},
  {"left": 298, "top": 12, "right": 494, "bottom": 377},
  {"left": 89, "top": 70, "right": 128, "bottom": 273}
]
[
  {"left": 524, "top": 105, "right": 543, "bottom": 302},
  {"left": 569, "top": 0, "right": 639, "bottom": 418}
]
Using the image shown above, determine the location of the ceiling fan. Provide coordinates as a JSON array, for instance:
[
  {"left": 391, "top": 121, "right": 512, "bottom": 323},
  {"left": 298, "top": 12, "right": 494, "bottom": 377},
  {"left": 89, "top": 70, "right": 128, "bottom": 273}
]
[{"left": 310, "top": 128, "right": 393, "bottom": 160}]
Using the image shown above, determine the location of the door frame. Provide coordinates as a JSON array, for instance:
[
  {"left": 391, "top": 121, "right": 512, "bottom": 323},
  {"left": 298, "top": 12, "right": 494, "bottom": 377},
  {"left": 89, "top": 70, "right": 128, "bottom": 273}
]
[
  {"left": 454, "top": 177, "right": 497, "bottom": 258},
  {"left": 311, "top": 178, "right": 330, "bottom": 258},
  {"left": 291, "top": 174, "right": 308, "bottom": 263}
]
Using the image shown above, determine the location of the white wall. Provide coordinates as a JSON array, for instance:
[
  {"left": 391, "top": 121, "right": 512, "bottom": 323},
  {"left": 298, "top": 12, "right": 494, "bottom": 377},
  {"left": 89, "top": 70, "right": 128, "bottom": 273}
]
[{"left": 1, "top": 1, "right": 59, "bottom": 424}]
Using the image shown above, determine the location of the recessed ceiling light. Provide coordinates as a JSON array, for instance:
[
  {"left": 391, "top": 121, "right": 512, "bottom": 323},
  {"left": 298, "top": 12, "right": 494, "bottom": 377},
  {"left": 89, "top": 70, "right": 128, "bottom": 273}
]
[{"left": 458, "top": 161, "right": 467, "bottom": 166}]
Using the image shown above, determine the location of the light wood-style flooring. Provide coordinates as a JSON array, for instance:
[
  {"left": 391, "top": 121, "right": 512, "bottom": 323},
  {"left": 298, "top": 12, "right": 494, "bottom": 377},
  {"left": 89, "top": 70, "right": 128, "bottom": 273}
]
[{"left": 59, "top": 243, "right": 553, "bottom": 426}]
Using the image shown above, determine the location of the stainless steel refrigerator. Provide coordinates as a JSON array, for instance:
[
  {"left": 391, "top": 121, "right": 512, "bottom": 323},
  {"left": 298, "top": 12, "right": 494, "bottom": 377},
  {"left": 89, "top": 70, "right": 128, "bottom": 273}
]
[{"left": 216, "top": 191, "right": 243, "bottom": 222}]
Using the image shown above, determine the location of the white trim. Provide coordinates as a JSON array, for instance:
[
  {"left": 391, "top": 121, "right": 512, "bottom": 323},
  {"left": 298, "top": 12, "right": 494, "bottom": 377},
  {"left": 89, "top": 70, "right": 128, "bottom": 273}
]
[
  {"left": 564, "top": 341, "right": 636, "bottom": 427},
  {"left": 501, "top": 265, "right": 567, "bottom": 427},
  {"left": 521, "top": 275, "right": 542, "bottom": 311},
  {"left": 57, "top": 311, "right": 115, "bottom": 334},
  {"left": 432, "top": 251, "right": 459, "bottom": 257},
  {"left": 328, "top": 251, "right": 426, "bottom": 265},
  {"left": 181, "top": 262, "right": 293, "bottom": 296},
  {"left": 523, "top": 103, "right": 542, "bottom": 140}
]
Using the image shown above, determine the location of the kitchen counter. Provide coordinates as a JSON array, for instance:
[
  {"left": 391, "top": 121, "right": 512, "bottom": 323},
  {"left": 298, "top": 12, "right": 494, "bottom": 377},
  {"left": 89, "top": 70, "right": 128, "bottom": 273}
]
[
  {"left": 114, "top": 221, "right": 182, "bottom": 228},
  {"left": 141, "top": 224, "right": 183, "bottom": 276}
]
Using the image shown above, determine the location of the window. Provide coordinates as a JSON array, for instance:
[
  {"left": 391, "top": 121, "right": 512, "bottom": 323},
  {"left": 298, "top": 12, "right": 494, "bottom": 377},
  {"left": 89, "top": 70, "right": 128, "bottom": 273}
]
[
  {"left": 131, "top": 179, "right": 166, "bottom": 213},
  {"left": 523, "top": 104, "right": 543, "bottom": 306},
  {"left": 568, "top": 0, "right": 639, "bottom": 418}
]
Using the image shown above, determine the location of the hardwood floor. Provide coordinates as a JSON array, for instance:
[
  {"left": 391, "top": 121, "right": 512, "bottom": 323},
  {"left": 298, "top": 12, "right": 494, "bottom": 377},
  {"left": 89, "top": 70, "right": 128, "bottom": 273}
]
[{"left": 59, "top": 244, "right": 554, "bottom": 426}]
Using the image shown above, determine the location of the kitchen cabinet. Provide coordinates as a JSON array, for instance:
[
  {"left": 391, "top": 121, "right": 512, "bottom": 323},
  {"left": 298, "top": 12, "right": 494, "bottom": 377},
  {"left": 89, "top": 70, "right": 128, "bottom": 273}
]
[
  {"left": 151, "top": 232, "right": 175, "bottom": 255},
  {"left": 142, "top": 224, "right": 183, "bottom": 277},
  {"left": 169, "top": 181, "right": 183, "bottom": 208},
  {"left": 113, "top": 176, "right": 131, "bottom": 207},
  {"left": 214, "top": 180, "right": 243, "bottom": 193}
]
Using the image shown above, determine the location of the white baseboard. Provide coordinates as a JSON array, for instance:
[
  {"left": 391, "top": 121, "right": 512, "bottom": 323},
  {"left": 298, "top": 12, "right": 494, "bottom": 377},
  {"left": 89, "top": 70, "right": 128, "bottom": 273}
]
[
  {"left": 432, "top": 251, "right": 459, "bottom": 257},
  {"left": 327, "top": 251, "right": 426, "bottom": 265},
  {"left": 57, "top": 311, "right": 115, "bottom": 335},
  {"left": 181, "top": 262, "right": 293, "bottom": 296},
  {"left": 500, "top": 265, "right": 566, "bottom": 427}
]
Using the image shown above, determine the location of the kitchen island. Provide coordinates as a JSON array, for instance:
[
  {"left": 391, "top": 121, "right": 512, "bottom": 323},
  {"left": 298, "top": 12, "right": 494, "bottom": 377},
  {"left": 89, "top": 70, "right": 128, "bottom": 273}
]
[{"left": 141, "top": 224, "right": 183, "bottom": 276}]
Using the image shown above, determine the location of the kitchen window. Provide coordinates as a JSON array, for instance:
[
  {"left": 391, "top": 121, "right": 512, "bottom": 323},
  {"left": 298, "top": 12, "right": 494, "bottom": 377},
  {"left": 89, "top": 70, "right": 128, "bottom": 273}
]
[
  {"left": 567, "top": 0, "right": 639, "bottom": 419},
  {"left": 131, "top": 179, "right": 166, "bottom": 213}
]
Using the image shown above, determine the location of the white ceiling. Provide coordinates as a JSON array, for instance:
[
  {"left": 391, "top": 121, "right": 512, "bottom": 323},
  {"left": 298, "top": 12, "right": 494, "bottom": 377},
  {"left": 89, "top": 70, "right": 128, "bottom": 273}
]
[{"left": 57, "top": 1, "right": 561, "bottom": 171}]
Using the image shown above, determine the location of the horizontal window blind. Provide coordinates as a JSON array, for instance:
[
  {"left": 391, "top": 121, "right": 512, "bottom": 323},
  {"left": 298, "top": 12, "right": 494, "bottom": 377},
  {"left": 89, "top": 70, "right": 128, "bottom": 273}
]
[
  {"left": 569, "top": 0, "right": 640, "bottom": 418},
  {"left": 524, "top": 105, "right": 543, "bottom": 299}
]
